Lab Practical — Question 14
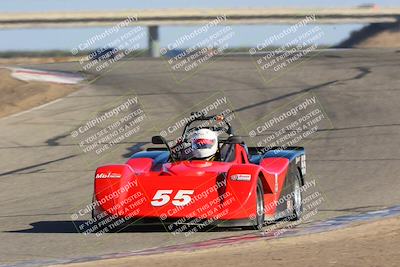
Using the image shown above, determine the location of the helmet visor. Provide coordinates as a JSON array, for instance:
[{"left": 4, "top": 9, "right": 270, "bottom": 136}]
[{"left": 192, "top": 138, "right": 215, "bottom": 149}]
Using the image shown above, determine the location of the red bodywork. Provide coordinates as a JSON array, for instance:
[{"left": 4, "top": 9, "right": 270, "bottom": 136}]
[{"left": 93, "top": 144, "right": 290, "bottom": 225}]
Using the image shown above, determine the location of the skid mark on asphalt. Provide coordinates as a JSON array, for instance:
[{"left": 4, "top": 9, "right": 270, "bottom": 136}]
[
  {"left": 3, "top": 205, "right": 400, "bottom": 267},
  {"left": 233, "top": 80, "right": 338, "bottom": 113},
  {"left": 352, "top": 67, "right": 371, "bottom": 80},
  {"left": 0, "top": 155, "right": 77, "bottom": 177},
  {"left": 45, "top": 133, "right": 70, "bottom": 146},
  {"left": 233, "top": 65, "right": 373, "bottom": 114}
]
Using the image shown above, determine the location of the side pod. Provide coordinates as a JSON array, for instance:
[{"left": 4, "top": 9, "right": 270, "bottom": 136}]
[
  {"left": 93, "top": 164, "right": 139, "bottom": 216},
  {"left": 223, "top": 164, "right": 270, "bottom": 219}
]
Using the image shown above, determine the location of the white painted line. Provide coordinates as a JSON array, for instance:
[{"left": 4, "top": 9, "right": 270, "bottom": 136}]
[{"left": 7, "top": 98, "right": 63, "bottom": 119}]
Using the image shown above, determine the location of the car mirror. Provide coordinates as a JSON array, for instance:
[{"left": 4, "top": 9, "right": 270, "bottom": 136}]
[
  {"left": 152, "top": 135, "right": 166, "bottom": 144},
  {"left": 227, "top": 136, "right": 243, "bottom": 144}
]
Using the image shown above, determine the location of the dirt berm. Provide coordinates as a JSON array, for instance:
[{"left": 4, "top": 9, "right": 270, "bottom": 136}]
[{"left": 0, "top": 69, "right": 78, "bottom": 118}]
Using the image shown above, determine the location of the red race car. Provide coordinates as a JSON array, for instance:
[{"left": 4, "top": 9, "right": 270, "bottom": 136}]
[{"left": 92, "top": 112, "right": 306, "bottom": 231}]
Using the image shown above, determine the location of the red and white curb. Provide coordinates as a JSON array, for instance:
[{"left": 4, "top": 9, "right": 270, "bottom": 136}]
[{"left": 8, "top": 67, "right": 84, "bottom": 84}]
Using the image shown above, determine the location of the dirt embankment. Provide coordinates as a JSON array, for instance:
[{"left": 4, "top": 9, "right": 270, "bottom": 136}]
[
  {"left": 54, "top": 216, "right": 400, "bottom": 267},
  {"left": 0, "top": 68, "right": 78, "bottom": 118},
  {"left": 337, "top": 22, "right": 400, "bottom": 48}
]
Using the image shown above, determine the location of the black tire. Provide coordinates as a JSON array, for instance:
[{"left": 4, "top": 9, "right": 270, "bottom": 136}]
[
  {"left": 289, "top": 170, "right": 303, "bottom": 221},
  {"left": 243, "top": 178, "right": 265, "bottom": 230}
]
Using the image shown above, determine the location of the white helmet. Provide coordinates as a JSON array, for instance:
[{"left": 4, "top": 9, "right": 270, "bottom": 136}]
[{"left": 190, "top": 128, "right": 218, "bottom": 160}]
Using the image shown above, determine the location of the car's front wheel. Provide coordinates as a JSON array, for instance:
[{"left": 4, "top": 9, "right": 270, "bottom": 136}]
[
  {"left": 243, "top": 178, "right": 265, "bottom": 230},
  {"left": 290, "top": 170, "right": 303, "bottom": 221}
]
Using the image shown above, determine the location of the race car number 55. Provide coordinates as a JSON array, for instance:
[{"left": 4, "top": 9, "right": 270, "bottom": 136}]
[{"left": 151, "top": 190, "right": 194, "bottom": 207}]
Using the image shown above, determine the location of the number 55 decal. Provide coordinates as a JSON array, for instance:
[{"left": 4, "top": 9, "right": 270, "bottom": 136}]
[{"left": 151, "top": 190, "right": 194, "bottom": 207}]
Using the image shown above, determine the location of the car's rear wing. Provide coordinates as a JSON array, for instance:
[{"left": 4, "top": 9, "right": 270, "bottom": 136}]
[
  {"left": 247, "top": 146, "right": 306, "bottom": 179},
  {"left": 247, "top": 146, "right": 304, "bottom": 156},
  {"left": 146, "top": 147, "right": 168, "bottom": 151}
]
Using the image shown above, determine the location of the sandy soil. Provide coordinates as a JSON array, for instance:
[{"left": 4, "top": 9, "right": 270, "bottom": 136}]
[
  {"left": 0, "top": 69, "right": 78, "bottom": 118},
  {"left": 55, "top": 216, "right": 400, "bottom": 267},
  {"left": 358, "top": 30, "right": 400, "bottom": 48}
]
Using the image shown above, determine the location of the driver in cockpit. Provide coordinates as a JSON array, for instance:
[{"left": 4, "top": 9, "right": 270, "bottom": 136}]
[{"left": 190, "top": 128, "right": 218, "bottom": 161}]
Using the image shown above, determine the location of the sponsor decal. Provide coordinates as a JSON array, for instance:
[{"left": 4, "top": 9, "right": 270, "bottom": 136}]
[
  {"left": 230, "top": 174, "right": 251, "bottom": 181},
  {"left": 95, "top": 172, "right": 122, "bottom": 179}
]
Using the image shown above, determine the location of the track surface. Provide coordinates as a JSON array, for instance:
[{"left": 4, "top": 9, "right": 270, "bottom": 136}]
[{"left": 0, "top": 49, "right": 399, "bottom": 265}]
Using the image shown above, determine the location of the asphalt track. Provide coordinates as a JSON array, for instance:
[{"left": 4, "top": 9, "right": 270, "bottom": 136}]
[{"left": 0, "top": 49, "right": 399, "bottom": 265}]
